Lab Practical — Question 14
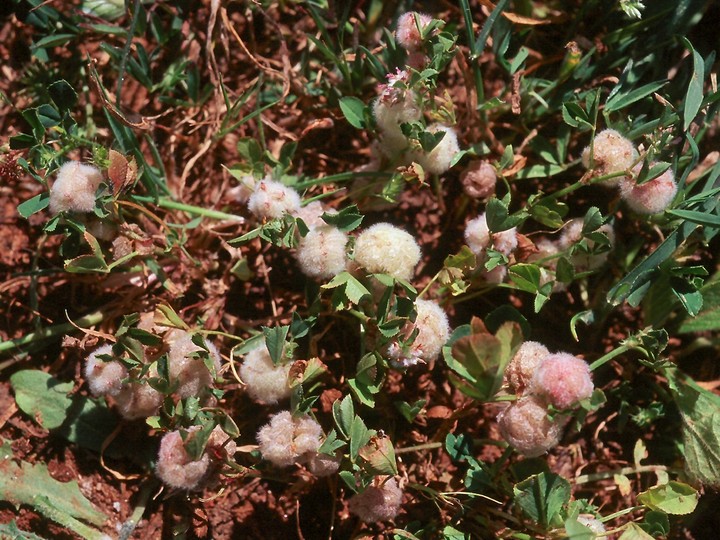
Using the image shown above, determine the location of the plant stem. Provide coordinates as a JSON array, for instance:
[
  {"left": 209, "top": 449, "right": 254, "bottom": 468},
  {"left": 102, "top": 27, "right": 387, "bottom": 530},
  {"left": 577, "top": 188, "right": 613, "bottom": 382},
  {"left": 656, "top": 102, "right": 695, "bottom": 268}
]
[
  {"left": 131, "top": 196, "right": 244, "bottom": 222},
  {"left": 574, "top": 464, "right": 677, "bottom": 485},
  {"left": 395, "top": 441, "right": 443, "bottom": 454},
  {"left": 0, "top": 309, "right": 105, "bottom": 358},
  {"left": 589, "top": 344, "right": 632, "bottom": 371}
]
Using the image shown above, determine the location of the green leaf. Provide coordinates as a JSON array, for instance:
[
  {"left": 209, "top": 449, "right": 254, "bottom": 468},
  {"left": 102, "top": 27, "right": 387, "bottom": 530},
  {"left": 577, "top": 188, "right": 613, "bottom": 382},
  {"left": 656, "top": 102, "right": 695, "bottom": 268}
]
[
  {"left": 637, "top": 481, "right": 698, "bottom": 515},
  {"left": 508, "top": 264, "right": 541, "bottom": 293},
  {"left": 445, "top": 433, "right": 473, "bottom": 461},
  {"left": 64, "top": 232, "right": 109, "bottom": 274},
  {"left": 0, "top": 520, "right": 48, "bottom": 540},
  {"left": 667, "top": 209, "right": 720, "bottom": 228},
  {"left": 321, "top": 204, "right": 364, "bottom": 232},
  {"left": 394, "top": 399, "right": 426, "bottom": 423},
  {"left": 17, "top": 193, "right": 50, "bottom": 219},
  {"left": 48, "top": 80, "right": 78, "bottom": 112},
  {"left": 443, "top": 318, "right": 523, "bottom": 400},
  {"left": 154, "top": 303, "right": 190, "bottom": 330},
  {"left": 682, "top": 38, "right": 705, "bottom": 130},
  {"left": 678, "top": 278, "right": 720, "bottom": 333},
  {"left": 321, "top": 271, "right": 371, "bottom": 307},
  {"left": 332, "top": 394, "right": 354, "bottom": 439},
  {"left": 348, "top": 353, "right": 384, "bottom": 407},
  {"left": 359, "top": 434, "right": 397, "bottom": 475},
  {"left": 0, "top": 458, "right": 107, "bottom": 539},
  {"left": 11, "top": 370, "right": 74, "bottom": 430},
  {"left": 262, "top": 325, "right": 290, "bottom": 365},
  {"left": 619, "top": 523, "right": 655, "bottom": 540},
  {"left": 664, "top": 368, "right": 720, "bottom": 487},
  {"left": 339, "top": 96, "right": 367, "bottom": 129},
  {"left": 605, "top": 80, "right": 667, "bottom": 112},
  {"left": 563, "top": 517, "right": 595, "bottom": 540},
  {"left": 349, "top": 415, "right": 371, "bottom": 461},
  {"left": 513, "top": 472, "right": 571, "bottom": 528}
]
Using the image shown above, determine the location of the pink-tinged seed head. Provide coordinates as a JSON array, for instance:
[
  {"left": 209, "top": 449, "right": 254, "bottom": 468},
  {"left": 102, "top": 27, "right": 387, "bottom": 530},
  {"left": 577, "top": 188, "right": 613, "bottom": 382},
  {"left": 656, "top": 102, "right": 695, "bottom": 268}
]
[
  {"left": 348, "top": 476, "right": 403, "bottom": 522},
  {"left": 497, "top": 395, "right": 566, "bottom": 457},
  {"left": 505, "top": 341, "right": 550, "bottom": 394},
  {"left": 620, "top": 163, "right": 677, "bottom": 215},
  {"left": 531, "top": 352, "right": 594, "bottom": 409},
  {"left": 395, "top": 12, "right": 433, "bottom": 51}
]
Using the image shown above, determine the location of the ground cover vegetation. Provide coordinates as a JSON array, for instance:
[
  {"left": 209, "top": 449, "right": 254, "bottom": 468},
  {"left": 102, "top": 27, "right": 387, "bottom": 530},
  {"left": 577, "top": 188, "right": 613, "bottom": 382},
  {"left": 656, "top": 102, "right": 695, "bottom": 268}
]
[{"left": 1, "top": 0, "right": 720, "bottom": 538}]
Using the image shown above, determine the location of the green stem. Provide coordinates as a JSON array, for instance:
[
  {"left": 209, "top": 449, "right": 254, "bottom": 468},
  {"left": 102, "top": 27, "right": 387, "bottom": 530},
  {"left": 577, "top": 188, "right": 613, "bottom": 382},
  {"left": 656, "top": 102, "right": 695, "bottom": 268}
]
[
  {"left": 589, "top": 344, "right": 632, "bottom": 371},
  {"left": 395, "top": 441, "right": 443, "bottom": 454},
  {"left": 131, "top": 196, "right": 244, "bottom": 222},
  {"left": 574, "top": 464, "right": 677, "bottom": 485},
  {"left": 0, "top": 309, "right": 105, "bottom": 357}
]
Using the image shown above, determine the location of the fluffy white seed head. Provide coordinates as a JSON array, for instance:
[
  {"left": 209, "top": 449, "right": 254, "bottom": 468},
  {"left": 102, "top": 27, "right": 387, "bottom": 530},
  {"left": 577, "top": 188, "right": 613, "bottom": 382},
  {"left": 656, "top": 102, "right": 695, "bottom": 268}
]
[
  {"left": 49, "top": 161, "right": 104, "bottom": 214},
  {"left": 247, "top": 178, "right": 301, "bottom": 219},
  {"left": 228, "top": 174, "right": 257, "bottom": 204},
  {"left": 620, "top": 164, "right": 677, "bottom": 214},
  {"left": 387, "top": 298, "right": 450, "bottom": 368},
  {"left": 256, "top": 411, "right": 323, "bottom": 467},
  {"left": 373, "top": 71, "right": 421, "bottom": 158},
  {"left": 155, "top": 425, "right": 236, "bottom": 491},
  {"left": 349, "top": 476, "right": 404, "bottom": 523},
  {"left": 461, "top": 160, "right": 497, "bottom": 199},
  {"left": 412, "top": 123, "right": 460, "bottom": 175},
  {"left": 531, "top": 352, "right": 594, "bottom": 410},
  {"left": 84, "top": 344, "right": 127, "bottom": 397},
  {"left": 293, "top": 201, "right": 334, "bottom": 230},
  {"left": 167, "top": 331, "right": 221, "bottom": 399},
  {"left": 505, "top": 341, "right": 549, "bottom": 394},
  {"left": 557, "top": 218, "right": 615, "bottom": 271},
  {"left": 581, "top": 129, "right": 638, "bottom": 184},
  {"left": 354, "top": 223, "right": 421, "bottom": 281},
  {"left": 464, "top": 213, "right": 517, "bottom": 257},
  {"left": 577, "top": 515, "right": 606, "bottom": 535},
  {"left": 497, "top": 395, "right": 564, "bottom": 457},
  {"left": 295, "top": 225, "right": 348, "bottom": 280},
  {"left": 395, "top": 12, "right": 432, "bottom": 51},
  {"left": 239, "top": 344, "right": 291, "bottom": 404},
  {"left": 114, "top": 380, "right": 163, "bottom": 420}
]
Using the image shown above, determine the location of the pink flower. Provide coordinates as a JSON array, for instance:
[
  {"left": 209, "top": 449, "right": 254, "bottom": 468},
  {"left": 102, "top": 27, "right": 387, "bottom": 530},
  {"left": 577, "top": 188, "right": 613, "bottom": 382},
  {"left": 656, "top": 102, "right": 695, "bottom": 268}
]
[{"left": 531, "top": 353, "right": 594, "bottom": 409}]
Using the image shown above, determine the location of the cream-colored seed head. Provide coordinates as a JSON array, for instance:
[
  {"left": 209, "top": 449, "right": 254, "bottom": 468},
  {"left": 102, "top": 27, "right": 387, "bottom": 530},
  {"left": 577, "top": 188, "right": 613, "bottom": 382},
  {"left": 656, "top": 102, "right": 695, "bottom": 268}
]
[
  {"left": 412, "top": 123, "right": 460, "bottom": 175},
  {"left": 409, "top": 299, "right": 450, "bottom": 362},
  {"left": 239, "top": 344, "right": 291, "bottom": 404},
  {"left": 292, "top": 201, "right": 335, "bottom": 230},
  {"left": 581, "top": 129, "right": 638, "bottom": 184},
  {"left": 295, "top": 225, "right": 348, "bottom": 280},
  {"left": 557, "top": 218, "right": 615, "bottom": 271},
  {"left": 465, "top": 213, "right": 517, "bottom": 257},
  {"left": 84, "top": 344, "right": 127, "bottom": 397},
  {"left": 461, "top": 160, "right": 497, "bottom": 199},
  {"left": 49, "top": 161, "right": 104, "bottom": 214},
  {"left": 256, "top": 411, "right": 323, "bottom": 467},
  {"left": 354, "top": 223, "right": 421, "bottom": 281},
  {"left": 114, "top": 380, "right": 163, "bottom": 420},
  {"left": 166, "top": 331, "right": 221, "bottom": 399},
  {"left": 247, "top": 178, "right": 301, "bottom": 219}
]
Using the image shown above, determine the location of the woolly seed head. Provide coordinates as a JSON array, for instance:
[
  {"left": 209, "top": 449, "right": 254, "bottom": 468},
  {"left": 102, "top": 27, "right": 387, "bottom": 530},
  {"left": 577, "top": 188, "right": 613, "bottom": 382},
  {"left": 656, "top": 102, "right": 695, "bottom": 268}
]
[
  {"left": 84, "top": 344, "right": 127, "bottom": 397},
  {"left": 155, "top": 425, "right": 234, "bottom": 491},
  {"left": 464, "top": 213, "right": 517, "bottom": 257},
  {"left": 295, "top": 225, "right": 348, "bottom": 280},
  {"left": 373, "top": 72, "right": 421, "bottom": 157},
  {"left": 354, "top": 223, "right": 421, "bottom": 281},
  {"left": 114, "top": 380, "right": 163, "bottom": 420},
  {"left": 292, "top": 201, "right": 334, "bottom": 230},
  {"left": 239, "top": 344, "right": 291, "bottom": 404},
  {"left": 505, "top": 341, "right": 549, "bottom": 394},
  {"left": 306, "top": 452, "right": 341, "bottom": 477},
  {"left": 577, "top": 515, "right": 606, "bottom": 535},
  {"left": 247, "top": 178, "right": 301, "bottom": 219},
  {"left": 349, "top": 476, "right": 404, "bottom": 523},
  {"left": 557, "top": 218, "right": 615, "bottom": 271},
  {"left": 461, "top": 160, "right": 497, "bottom": 199},
  {"left": 167, "top": 331, "right": 221, "bottom": 399},
  {"left": 395, "top": 12, "right": 432, "bottom": 51},
  {"left": 409, "top": 298, "right": 450, "bottom": 363},
  {"left": 256, "top": 411, "right": 323, "bottom": 467},
  {"left": 531, "top": 352, "right": 594, "bottom": 410},
  {"left": 581, "top": 129, "right": 638, "bottom": 183},
  {"left": 620, "top": 164, "right": 677, "bottom": 215},
  {"left": 412, "top": 123, "right": 460, "bottom": 175},
  {"left": 49, "top": 161, "right": 103, "bottom": 215},
  {"left": 497, "top": 395, "right": 565, "bottom": 457},
  {"left": 228, "top": 174, "right": 257, "bottom": 204}
]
